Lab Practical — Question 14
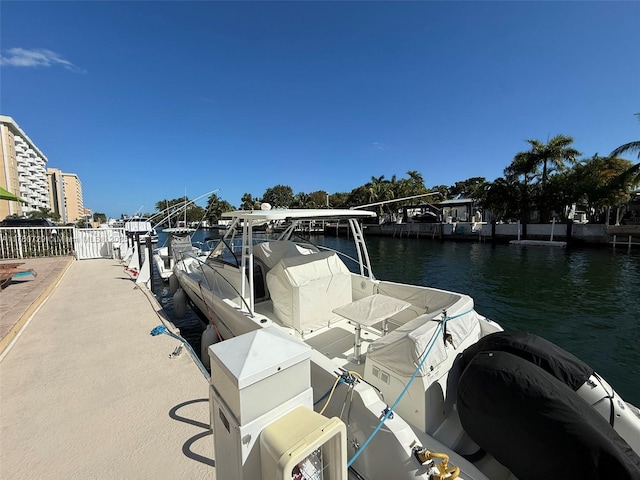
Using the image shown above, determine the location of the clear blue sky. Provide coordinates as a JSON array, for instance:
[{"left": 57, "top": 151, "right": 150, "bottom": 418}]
[{"left": 1, "top": 1, "right": 638, "bottom": 219}]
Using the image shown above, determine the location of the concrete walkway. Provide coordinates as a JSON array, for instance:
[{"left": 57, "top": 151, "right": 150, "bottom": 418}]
[{"left": 0, "top": 258, "right": 215, "bottom": 480}]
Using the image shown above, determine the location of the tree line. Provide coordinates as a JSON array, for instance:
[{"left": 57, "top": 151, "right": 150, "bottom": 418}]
[
  {"left": 146, "top": 116, "right": 639, "bottom": 226},
  {"left": 4, "top": 117, "right": 637, "bottom": 227}
]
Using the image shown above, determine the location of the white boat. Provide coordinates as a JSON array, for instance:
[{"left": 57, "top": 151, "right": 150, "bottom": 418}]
[
  {"left": 173, "top": 207, "right": 640, "bottom": 480},
  {"left": 123, "top": 217, "right": 158, "bottom": 244},
  {"left": 152, "top": 227, "right": 203, "bottom": 280}
]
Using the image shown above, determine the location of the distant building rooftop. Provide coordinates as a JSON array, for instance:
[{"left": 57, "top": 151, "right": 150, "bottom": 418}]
[{"left": 438, "top": 198, "right": 475, "bottom": 206}]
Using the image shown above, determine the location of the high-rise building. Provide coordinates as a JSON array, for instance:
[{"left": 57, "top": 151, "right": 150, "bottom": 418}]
[
  {"left": 47, "top": 167, "right": 67, "bottom": 223},
  {"left": 47, "top": 168, "right": 85, "bottom": 224},
  {"left": 63, "top": 172, "right": 83, "bottom": 223},
  {"left": 0, "top": 115, "right": 50, "bottom": 219}
]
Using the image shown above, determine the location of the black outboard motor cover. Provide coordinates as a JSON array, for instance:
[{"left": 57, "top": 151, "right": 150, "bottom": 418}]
[
  {"left": 459, "top": 330, "right": 593, "bottom": 390},
  {"left": 457, "top": 350, "right": 640, "bottom": 480}
]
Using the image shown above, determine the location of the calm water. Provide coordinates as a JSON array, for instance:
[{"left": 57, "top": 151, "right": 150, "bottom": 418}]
[{"left": 155, "top": 229, "right": 640, "bottom": 406}]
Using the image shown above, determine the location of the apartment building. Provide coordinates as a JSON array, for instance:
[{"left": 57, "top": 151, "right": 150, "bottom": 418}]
[
  {"left": 47, "top": 167, "right": 66, "bottom": 222},
  {"left": 61, "top": 172, "right": 84, "bottom": 223},
  {"left": 0, "top": 115, "right": 50, "bottom": 219},
  {"left": 47, "top": 168, "right": 85, "bottom": 224}
]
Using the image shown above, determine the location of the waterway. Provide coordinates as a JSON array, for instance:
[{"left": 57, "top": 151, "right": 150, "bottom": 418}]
[{"left": 154, "top": 228, "right": 640, "bottom": 406}]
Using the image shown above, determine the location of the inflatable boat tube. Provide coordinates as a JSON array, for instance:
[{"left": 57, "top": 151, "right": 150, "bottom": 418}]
[
  {"left": 457, "top": 350, "right": 640, "bottom": 480},
  {"left": 457, "top": 331, "right": 640, "bottom": 454}
]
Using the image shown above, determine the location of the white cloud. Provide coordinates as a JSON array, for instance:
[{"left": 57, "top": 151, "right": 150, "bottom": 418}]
[
  {"left": 0, "top": 48, "right": 86, "bottom": 73},
  {"left": 371, "top": 142, "right": 385, "bottom": 151}
]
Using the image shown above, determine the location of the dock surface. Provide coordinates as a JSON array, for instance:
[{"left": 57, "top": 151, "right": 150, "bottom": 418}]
[{"left": 0, "top": 258, "right": 214, "bottom": 479}]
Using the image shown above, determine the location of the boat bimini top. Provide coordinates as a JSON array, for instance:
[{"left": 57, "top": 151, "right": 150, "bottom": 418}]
[{"left": 221, "top": 207, "right": 376, "bottom": 224}]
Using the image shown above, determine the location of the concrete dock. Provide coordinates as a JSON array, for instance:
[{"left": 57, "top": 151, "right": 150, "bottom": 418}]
[{"left": 0, "top": 258, "right": 214, "bottom": 479}]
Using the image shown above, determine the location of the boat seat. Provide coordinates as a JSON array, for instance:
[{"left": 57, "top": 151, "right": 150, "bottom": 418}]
[{"left": 266, "top": 251, "right": 352, "bottom": 335}]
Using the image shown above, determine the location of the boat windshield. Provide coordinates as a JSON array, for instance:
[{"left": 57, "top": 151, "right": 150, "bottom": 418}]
[{"left": 209, "top": 238, "right": 242, "bottom": 266}]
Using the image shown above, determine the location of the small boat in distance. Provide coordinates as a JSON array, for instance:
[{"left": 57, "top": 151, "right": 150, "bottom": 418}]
[
  {"left": 172, "top": 206, "right": 640, "bottom": 480},
  {"left": 153, "top": 227, "right": 203, "bottom": 280},
  {"left": 123, "top": 217, "right": 157, "bottom": 244}
]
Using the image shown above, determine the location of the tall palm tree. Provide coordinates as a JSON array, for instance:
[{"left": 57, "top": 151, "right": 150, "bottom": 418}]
[
  {"left": 368, "top": 175, "right": 386, "bottom": 204},
  {"left": 366, "top": 175, "right": 394, "bottom": 219},
  {"left": 516, "top": 135, "right": 581, "bottom": 187},
  {"left": 611, "top": 142, "right": 640, "bottom": 160},
  {"left": 610, "top": 113, "right": 640, "bottom": 187},
  {"left": 610, "top": 113, "right": 640, "bottom": 160},
  {"left": 406, "top": 170, "right": 426, "bottom": 190},
  {"left": 512, "top": 135, "right": 581, "bottom": 223}
]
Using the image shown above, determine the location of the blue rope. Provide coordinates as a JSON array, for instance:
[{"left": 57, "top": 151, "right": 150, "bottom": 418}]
[
  {"left": 150, "top": 324, "right": 210, "bottom": 380},
  {"left": 150, "top": 325, "right": 167, "bottom": 336},
  {"left": 346, "top": 308, "right": 474, "bottom": 468}
]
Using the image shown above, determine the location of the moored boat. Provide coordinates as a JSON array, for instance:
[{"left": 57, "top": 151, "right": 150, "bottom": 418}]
[
  {"left": 172, "top": 206, "right": 640, "bottom": 479},
  {"left": 123, "top": 217, "right": 158, "bottom": 244},
  {"left": 152, "top": 227, "right": 202, "bottom": 280}
]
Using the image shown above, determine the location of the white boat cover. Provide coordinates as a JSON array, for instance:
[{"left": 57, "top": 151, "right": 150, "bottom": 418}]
[
  {"left": 254, "top": 241, "right": 314, "bottom": 270},
  {"left": 366, "top": 309, "right": 480, "bottom": 377},
  {"left": 266, "top": 251, "right": 352, "bottom": 334},
  {"left": 171, "top": 234, "right": 196, "bottom": 254}
]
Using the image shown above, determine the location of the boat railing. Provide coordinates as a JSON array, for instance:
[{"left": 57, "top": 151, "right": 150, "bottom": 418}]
[
  {"left": 177, "top": 249, "right": 254, "bottom": 317},
  {"left": 289, "top": 234, "right": 373, "bottom": 277},
  {"left": 191, "top": 240, "right": 214, "bottom": 254},
  {"left": 315, "top": 244, "right": 372, "bottom": 276}
]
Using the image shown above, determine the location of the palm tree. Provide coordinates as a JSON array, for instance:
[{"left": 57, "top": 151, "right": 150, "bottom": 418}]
[
  {"left": 611, "top": 142, "right": 640, "bottom": 160},
  {"left": 406, "top": 170, "right": 426, "bottom": 191},
  {"left": 366, "top": 175, "right": 394, "bottom": 220},
  {"left": 610, "top": 113, "right": 640, "bottom": 160},
  {"left": 504, "top": 154, "right": 538, "bottom": 232},
  {"left": 512, "top": 135, "right": 581, "bottom": 223},
  {"left": 368, "top": 175, "right": 386, "bottom": 204},
  {"left": 516, "top": 135, "right": 581, "bottom": 187},
  {"left": 610, "top": 113, "right": 640, "bottom": 188}
]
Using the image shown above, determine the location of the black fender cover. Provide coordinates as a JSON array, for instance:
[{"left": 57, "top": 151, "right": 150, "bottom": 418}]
[{"left": 457, "top": 350, "right": 640, "bottom": 480}]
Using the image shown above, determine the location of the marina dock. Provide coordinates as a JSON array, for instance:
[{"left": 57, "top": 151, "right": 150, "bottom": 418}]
[{"left": 0, "top": 258, "right": 214, "bottom": 479}]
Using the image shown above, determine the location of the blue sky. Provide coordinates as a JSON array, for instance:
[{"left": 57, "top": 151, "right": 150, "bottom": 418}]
[{"left": 1, "top": 1, "right": 638, "bottom": 219}]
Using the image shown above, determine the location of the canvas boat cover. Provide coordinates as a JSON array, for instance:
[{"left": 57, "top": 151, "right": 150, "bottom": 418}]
[
  {"left": 457, "top": 330, "right": 593, "bottom": 391},
  {"left": 266, "top": 251, "right": 352, "bottom": 334},
  {"left": 171, "top": 234, "right": 197, "bottom": 254},
  {"left": 457, "top": 350, "right": 640, "bottom": 479},
  {"left": 366, "top": 308, "right": 480, "bottom": 377},
  {"left": 254, "top": 241, "right": 314, "bottom": 270}
]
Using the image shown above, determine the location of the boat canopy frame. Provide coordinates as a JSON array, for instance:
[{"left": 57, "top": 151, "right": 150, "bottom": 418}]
[{"left": 217, "top": 209, "right": 377, "bottom": 315}]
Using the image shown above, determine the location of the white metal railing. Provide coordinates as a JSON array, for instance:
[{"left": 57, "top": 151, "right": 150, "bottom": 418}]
[
  {"left": 0, "top": 226, "right": 75, "bottom": 258},
  {"left": 0, "top": 226, "right": 126, "bottom": 260},
  {"left": 74, "top": 228, "right": 127, "bottom": 260}
]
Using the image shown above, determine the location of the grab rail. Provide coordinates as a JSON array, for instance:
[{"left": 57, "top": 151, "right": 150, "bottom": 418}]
[{"left": 290, "top": 234, "right": 373, "bottom": 277}]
